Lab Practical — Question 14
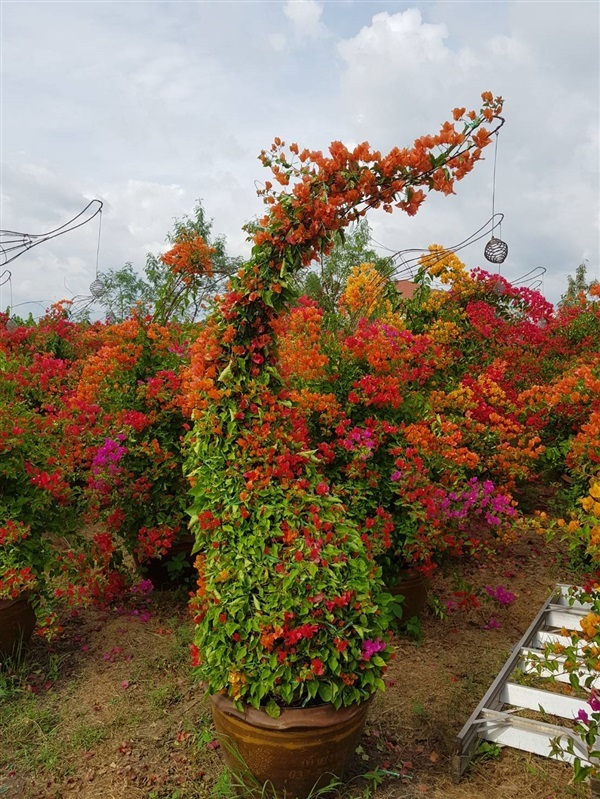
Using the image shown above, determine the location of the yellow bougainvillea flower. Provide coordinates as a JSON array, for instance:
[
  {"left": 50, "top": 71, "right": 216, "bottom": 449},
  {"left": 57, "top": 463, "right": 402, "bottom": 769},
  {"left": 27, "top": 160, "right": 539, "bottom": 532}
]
[
  {"left": 228, "top": 671, "right": 247, "bottom": 700},
  {"left": 580, "top": 613, "right": 600, "bottom": 641},
  {"left": 590, "top": 482, "right": 600, "bottom": 500},
  {"left": 581, "top": 495, "right": 595, "bottom": 513},
  {"left": 590, "top": 525, "right": 600, "bottom": 546}
]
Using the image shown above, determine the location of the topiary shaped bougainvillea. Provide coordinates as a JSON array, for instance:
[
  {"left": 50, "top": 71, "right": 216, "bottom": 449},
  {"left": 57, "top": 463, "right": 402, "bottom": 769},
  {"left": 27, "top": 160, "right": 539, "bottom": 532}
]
[{"left": 182, "top": 93, "right": 504, "bottom": 714}]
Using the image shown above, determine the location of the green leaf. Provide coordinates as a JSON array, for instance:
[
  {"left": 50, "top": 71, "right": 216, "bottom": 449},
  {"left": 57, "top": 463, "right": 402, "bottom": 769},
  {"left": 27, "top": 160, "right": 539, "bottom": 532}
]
[
  {"left": 318, "top": 684, "right": 332, "bottom": 703},
  {"left": 264, "top": 698, "right": 281, "bottom": 718}
]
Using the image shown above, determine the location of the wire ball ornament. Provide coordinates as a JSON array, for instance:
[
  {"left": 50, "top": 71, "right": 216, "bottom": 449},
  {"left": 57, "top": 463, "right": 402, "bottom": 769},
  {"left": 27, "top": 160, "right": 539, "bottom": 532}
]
[
  {"left": 89, "top": 278, "right": 106, "bottom": 299},
  {"left": 484, "top": 236, "right": 508, "bottom": 265},
  {"left": 492, "top": 278, "right": 507, "bottom": 295}
]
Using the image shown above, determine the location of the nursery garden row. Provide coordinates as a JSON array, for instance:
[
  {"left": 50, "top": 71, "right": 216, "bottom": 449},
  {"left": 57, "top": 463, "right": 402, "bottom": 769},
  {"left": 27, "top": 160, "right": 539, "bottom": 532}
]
[{"left": 2, "top": 93, "right": 600, "bottom": 796}]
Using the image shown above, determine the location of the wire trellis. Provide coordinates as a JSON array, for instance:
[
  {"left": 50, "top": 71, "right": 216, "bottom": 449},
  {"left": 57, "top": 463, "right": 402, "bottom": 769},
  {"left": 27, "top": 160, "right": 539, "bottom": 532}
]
[
  {"left": 0, "top": 199, "right": 103, "bottom": 268},
  {"left": 381, "top": 212, "right": 507, "bottom": 283},
  {"left": 1, "top": 200, "right": 106, "bottom": 328}
]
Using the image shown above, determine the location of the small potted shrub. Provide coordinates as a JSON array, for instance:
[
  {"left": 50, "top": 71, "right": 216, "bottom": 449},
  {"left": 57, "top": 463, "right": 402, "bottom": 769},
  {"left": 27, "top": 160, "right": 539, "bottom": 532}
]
[
  {"left": 0, "top": 334, "right": 81, "bottom": 649},
  {"left": 0, "top": 521, "right": 40, "bottom": 658}
]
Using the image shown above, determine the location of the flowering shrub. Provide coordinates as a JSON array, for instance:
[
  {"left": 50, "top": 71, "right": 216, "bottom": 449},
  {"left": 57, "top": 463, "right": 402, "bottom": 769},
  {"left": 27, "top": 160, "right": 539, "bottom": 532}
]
[
  {"left": 0, "top": 309, "right": 96, "bottom": 634},
  {"left": 544, "top": 475, "right": 600, "bottom": 572},
  {"left": 75, "top": 315, "right": 193, "bottom": 572},
  {"left": 183, "top": 93, "right": 505, "bottom": 714},
  {"left": 274, "top": 259, "right": 524, "bottom": 580},
  {"left": 0, "top": 521, "right": 39, "bottom": 599}
]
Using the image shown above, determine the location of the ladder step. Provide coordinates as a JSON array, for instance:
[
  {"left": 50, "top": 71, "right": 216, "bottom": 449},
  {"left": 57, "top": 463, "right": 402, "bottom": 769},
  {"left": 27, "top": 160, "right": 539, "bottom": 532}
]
[
  {"left": 520, "top": 647, "right": 600, "bottom": 688},
  {"left": 500, "top": 681, "right": 589, "bottom": 720},
  {"left": 479, "top": 708, "right": 589, "bottom": 764},
  {"left": 533, "top": 630, "right": 589, "bottom": 652},
  {"left": 554, "top": 586, "right": 590, "bottom": 610},
  {"left": 546, "top": 608, "right": 589, "bottom": 630}
]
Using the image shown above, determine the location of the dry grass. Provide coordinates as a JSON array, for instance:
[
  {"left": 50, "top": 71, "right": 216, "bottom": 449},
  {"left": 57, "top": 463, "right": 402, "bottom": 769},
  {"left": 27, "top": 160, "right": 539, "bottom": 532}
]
[{"left": 0, "top": 533, "right": 588, "bottom": 799}]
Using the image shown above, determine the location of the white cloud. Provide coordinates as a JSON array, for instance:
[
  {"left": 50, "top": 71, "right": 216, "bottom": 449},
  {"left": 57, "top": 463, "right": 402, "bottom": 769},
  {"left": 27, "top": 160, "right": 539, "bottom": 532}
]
[
  {"left": 338, "top": 10, "right": 449, "bottom": 71},
  {"left": 283, "top": 0, "right": 328, "bottom": 40}
]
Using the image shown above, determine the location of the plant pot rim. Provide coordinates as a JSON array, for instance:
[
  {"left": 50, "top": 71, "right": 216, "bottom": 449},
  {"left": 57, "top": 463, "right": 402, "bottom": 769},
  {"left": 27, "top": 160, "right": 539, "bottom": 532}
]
[
  {"left": 210, "top": 691, "right": 373, "bottom": 732},
  {"left": 0, "top": 591, "right": 35, "bottom": 611}
]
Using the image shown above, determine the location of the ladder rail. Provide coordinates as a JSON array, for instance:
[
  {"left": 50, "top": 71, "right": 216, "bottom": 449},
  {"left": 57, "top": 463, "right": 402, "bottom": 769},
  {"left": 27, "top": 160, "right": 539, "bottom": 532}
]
[{"left": 452, "top": 585, "right": 564, "bottom": 781}]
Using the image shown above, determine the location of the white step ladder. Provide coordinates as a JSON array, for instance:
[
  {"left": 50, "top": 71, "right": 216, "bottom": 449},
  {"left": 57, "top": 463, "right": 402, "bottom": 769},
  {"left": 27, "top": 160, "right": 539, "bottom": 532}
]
[{"left": 452, "top": 583, "right": 599, "bottom": 789}]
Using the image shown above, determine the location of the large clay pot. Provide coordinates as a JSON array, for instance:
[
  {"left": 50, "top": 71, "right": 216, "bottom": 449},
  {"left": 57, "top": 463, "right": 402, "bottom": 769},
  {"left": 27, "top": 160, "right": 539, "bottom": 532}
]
[
  {"left": 139, "top": 534, "right": 196, "bottom": 589},
  {"left": 388, "top": 567, "right": 428, "bottom": 622},
  {"left": 210, "top": 694, "right": 371, "bottom": 798},
  {"left": 0, "top": 593, "right": 36, "bottom": 660}
]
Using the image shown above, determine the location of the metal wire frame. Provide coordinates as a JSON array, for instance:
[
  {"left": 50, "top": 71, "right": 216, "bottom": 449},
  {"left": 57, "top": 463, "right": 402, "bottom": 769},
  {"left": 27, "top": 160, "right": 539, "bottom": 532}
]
[{"left": 0, "top": 199, "right": 103, "bottom": 268}]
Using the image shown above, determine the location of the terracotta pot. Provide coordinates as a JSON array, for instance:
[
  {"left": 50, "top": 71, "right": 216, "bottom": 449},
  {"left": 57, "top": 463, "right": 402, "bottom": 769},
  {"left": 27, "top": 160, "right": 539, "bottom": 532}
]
[
  {"left": 210, "top": 693, "right": 371, "bottom": 798},
  {"left": 139, "top": 534, "right": 196, "bottom": 589},
  {"left": 388, "top": 567, "right": 428, "bottom": 622},
  {"left": 0, "top": 593, "right": 36, "bottom": 660}
]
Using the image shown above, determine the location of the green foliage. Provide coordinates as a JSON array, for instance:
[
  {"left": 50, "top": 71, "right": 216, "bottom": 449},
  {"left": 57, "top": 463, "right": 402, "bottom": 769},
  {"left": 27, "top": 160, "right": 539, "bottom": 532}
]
[
  {"left": 94, "top": 262, "right": 153, "bottom": 323},
  {"left": 187, "top": 412, "right": 394, "bottom": 712},
  {"left": 96, "top": 201, "right": 242, "bottom": 324},
  {"left": 559, "top": 261, "right": 599, "bottom": 308},
  {"left": 149, "top": 200, "right": 243, "bottom": 325},
  {"left": 296, "top": 220, "right": 395, "bottom": 323}
]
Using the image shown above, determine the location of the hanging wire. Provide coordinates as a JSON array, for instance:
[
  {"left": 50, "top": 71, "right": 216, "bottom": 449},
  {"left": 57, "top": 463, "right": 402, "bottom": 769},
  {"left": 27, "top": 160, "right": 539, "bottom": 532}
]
[
  {"left": 1, "top": 270, "right": 14, "bottom": 321},
  {"left": 0, "top": 199, "right": 103, "bottom": 267},
  {"left": 89, "top": 205, "right": 106, "bottom": 299},
  {"left": 491, "top": 132, "right": 499, "bottom": 233},
  {"left": 370, "top": 212, "right": 506, "bottom": 284},
  {"left": 483, "top": 128, "right": 508, "bottom": 267}
]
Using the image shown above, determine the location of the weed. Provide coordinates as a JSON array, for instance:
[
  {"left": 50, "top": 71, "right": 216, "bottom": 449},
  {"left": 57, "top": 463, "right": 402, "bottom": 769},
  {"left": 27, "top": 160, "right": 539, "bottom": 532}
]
[
  {"left": 149, "top": 681, "right": 183, "bottom": 710},
  {"left": 472, "top": 739, "right": 502, "bottom": 765},
  {"left": 399, "top": 616, "right": 423, "bottom": 641},
  {"left": 70, "top": 723, "right": 107, "bottom": 750},
  {"left": 411, "top": 700, "right": 425, "bottom": 717}
]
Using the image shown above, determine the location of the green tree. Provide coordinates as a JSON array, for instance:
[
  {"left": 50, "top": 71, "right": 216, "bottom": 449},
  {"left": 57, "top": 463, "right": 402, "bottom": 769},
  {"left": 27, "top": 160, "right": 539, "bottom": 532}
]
[
  {"left": 148, "top": 201, "right": 243, "bottom": 324},
  {"left": 559, "top": 261, "right": 599, "bottom": 307},
  {"left": 295, "top": 219, "right": 395, "bottom": 320},
  {"left": 93, "top": 262, "right": 153, "bottom": 323},
  {"left": 95, "top": 201, "right": 241, "bottom": 323}
]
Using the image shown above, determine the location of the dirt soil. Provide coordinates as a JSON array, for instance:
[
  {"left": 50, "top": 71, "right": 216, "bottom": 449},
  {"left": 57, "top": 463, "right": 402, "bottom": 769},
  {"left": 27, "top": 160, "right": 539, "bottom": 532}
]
[{"left": 0, "top": 532, "right": 588, "bottom": 799}]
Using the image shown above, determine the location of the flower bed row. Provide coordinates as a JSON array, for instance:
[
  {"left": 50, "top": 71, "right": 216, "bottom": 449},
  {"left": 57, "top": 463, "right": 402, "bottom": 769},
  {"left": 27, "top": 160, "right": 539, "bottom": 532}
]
[{"left": 1, "top": 91, "right": 600, "bottom": 790}]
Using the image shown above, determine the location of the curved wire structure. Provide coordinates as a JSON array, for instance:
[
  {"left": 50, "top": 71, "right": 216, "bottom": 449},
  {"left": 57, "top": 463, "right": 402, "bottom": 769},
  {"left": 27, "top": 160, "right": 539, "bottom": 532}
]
[
  {"left": 0, "top": 199, "right": 103, "bottom": 268},
  {"left": 370, "top": 212, "right": 507, "bottom": 284},
  {"left": 511, "top": 266, "right": 546, "bottom": 287}
]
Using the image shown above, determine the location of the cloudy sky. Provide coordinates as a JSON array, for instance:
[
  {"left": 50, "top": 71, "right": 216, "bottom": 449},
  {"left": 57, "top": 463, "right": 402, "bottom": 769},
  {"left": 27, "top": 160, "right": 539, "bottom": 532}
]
[{"left": 1, "top": 0, "right": 598, "bottom": 318}]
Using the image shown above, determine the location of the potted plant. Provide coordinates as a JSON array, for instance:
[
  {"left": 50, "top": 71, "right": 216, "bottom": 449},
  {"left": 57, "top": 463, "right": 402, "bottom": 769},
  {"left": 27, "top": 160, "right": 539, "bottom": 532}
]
[
  {"left": 0, "top": 520, "right": 39, "bottom": 658},
  {"left": 183, "top": 94, "right": 504, "bottom": 795},
  {"left": 0, "top": 328, "right": 82, "bottom": 647}
]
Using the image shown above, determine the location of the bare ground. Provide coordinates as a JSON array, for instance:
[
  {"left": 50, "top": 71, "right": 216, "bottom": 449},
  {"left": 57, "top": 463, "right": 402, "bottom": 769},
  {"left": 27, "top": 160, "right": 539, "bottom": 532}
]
[{"left": 0, "top": 532, "right": 587, "bottom": 799}]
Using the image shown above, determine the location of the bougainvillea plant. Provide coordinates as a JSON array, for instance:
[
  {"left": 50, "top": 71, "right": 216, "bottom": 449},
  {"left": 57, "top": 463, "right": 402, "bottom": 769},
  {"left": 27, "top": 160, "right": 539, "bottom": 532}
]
[
  {"left": 183, "top": 93, "right": 505, "bottom": 714},
  {"left": 75, "top": 314, "right": 195, "bottom": 576},
  {"left": 272, "top": 257, "right": 524, "bottom": 581}
]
